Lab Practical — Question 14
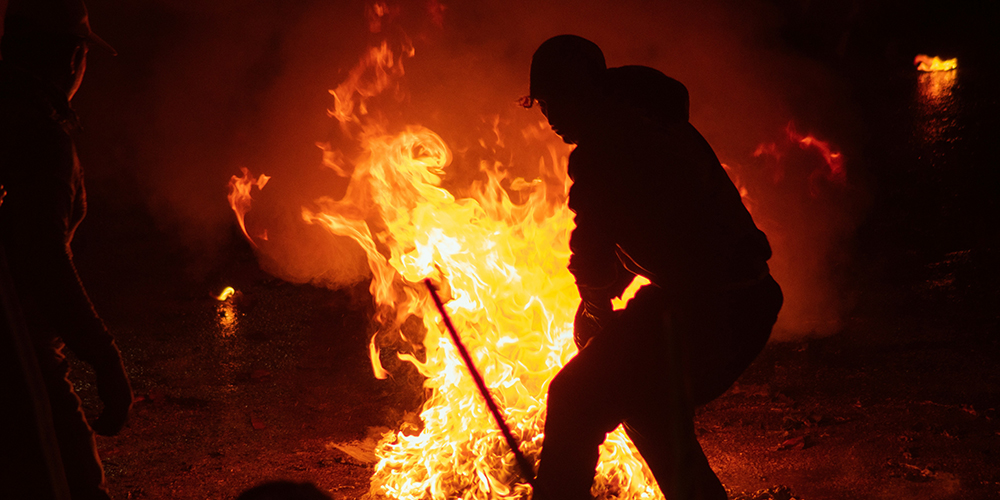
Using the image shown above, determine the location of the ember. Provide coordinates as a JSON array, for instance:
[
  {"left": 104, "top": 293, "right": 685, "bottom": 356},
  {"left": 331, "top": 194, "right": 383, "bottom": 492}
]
[{"left": 216, "top": 286, "right": 237, "bottom": 301}]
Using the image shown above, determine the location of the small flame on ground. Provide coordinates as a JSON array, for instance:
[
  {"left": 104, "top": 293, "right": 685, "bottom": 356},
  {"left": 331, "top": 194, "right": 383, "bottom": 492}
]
[
  {"left": 216, "top": 286, "right": 236, "bottom": 301},
  {"left": 914, "top": 54, "right": 957, "bottom": 72}
]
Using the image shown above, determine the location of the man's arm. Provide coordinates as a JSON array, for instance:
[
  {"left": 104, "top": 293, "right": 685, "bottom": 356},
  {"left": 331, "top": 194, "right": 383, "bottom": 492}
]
[{"left": 566, "top": 161, "right": 633, "bottom": 348}]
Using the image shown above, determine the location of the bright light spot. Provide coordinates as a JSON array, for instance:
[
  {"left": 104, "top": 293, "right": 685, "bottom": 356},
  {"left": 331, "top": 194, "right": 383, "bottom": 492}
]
[
  {"left": 612, "top": 276, "right": 652, "bottom": 311},
  {"left": 216, "top": 286, "right": 236, "bottom": 301}
]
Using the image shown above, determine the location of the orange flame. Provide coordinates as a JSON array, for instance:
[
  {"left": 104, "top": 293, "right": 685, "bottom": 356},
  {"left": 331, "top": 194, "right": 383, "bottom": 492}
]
[
  {"left": 914, "top": 54, "right": 957, "bottom": 72},
  {"left": 367, "top": 2, "right": 389, "bottom": 33},
  {"left": 328, "top": 40, "right": 414, "bottom": 128},
  {"left": 232, "top": 8, "right": 669, "bottom": 497},
  {"left": 227, "top": 168, "right": 270, "bottom": 247},
  {"left": 294, "top": 36, "right": 662, "bottom": 499}
]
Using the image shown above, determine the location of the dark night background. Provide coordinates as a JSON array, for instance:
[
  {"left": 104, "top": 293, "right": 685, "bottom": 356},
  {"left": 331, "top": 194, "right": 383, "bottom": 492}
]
[{"left": 2, "top": 0, "right": 999, "bottom": 498}]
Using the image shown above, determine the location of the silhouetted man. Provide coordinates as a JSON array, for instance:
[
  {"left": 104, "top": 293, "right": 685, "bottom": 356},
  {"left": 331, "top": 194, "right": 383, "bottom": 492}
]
[
  {"left": 526, "top": 35, "right": 782, "bottom": 500},
  {"left": 0, "top": 1, "right": 131, "bottom": 498}
]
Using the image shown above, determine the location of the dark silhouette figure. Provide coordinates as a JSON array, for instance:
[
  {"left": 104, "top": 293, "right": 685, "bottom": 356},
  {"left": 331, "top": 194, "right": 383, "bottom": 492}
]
[
  {"left": 526, "top": 36, "right": 782, "bottom": 500},
  {"left": 0, "top": 1, "right": 130, "bottom": 499}
]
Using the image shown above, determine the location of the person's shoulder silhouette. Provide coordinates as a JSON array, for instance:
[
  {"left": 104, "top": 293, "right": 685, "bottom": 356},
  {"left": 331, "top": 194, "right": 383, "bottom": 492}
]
[{"left": 606, "top": 65, "right": 689, "bottom": 127}]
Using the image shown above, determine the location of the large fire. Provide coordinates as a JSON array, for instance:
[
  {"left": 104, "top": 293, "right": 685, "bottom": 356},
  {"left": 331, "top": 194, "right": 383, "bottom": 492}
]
[{"left": 229, "top": 26, "right": 663, "bottom": 500}]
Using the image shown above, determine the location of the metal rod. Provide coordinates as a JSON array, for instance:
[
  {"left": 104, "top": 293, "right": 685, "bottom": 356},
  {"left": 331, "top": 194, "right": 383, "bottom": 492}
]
[{"left": 423, "top": 278, "right": 537, "bottom": 488}]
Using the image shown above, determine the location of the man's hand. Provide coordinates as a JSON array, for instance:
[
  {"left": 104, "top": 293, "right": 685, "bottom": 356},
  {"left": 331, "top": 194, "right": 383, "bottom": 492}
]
[
  {"left": 91, "top": 356, "right": 133, "bottom": 436},
  {"left": 573, "top": 299, "right": 618, "bottom": 349}
]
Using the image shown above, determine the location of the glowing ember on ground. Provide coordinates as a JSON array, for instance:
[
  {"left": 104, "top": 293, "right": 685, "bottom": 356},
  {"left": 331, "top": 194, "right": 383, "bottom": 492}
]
[
  {"left": 214, "top": 287, "right": 239, "bottom": 337},
  {"left": 216, "top": 286, "right": 237, "bottom": 301},
  {"left": 914, "top": 54, "right": 957, "bottom": 72}
]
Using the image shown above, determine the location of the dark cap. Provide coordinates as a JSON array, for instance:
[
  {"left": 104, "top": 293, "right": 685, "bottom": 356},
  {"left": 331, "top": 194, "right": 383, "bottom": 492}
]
[
  {"left": 529, "top": 35, "right": 606, "bottom": 101},
  {"left": 4, "top": 0, "right": 116, "bottom": 55}
]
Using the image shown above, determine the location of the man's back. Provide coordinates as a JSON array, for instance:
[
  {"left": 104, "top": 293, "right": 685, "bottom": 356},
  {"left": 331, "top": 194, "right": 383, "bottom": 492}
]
[{"left": 566, "top": 109, "right": 770, "bottom": 293}]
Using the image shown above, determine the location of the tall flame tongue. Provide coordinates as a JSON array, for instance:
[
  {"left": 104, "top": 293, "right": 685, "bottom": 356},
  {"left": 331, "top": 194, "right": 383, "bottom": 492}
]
[
  {"left": 230, "top": 31, "right": 664, "bottom": 500},
  {"left": 228, "top": 167, "right": 270, "bottom": 247}
]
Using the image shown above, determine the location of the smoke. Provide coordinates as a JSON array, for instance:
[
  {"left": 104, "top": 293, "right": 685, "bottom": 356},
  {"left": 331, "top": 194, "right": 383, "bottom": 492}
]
[{"left": 40, "top": 0, "right": 861, "bottom": 338}]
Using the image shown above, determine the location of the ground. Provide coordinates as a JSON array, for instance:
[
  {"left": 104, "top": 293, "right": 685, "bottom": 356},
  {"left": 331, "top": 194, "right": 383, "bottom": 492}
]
[{"left": 63, "top": 215, "right": 998, "bottom": 500}]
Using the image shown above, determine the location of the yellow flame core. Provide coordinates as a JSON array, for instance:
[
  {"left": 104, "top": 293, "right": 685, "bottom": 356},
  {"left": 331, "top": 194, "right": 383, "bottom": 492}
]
[
  {"left": 914, "top": 54, "right": 957, "bottom": 72},
  {"left": 612, "top": 276, "right": 651, "bottom": 311},
  {"left": 305, "top": 124, "right": 661, "bottom": 499}
]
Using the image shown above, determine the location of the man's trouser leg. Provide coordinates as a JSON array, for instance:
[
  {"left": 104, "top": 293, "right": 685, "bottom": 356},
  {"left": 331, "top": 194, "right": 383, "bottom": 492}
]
[
  {"left": 623, "top": 407, "right": 726, "bottom": 500},
  {"left": 620, "top": 294, "right": 726, "bottom": 500},
  {"left": 624, "top": 276, "right": 782, "bottom": 500},
  {"left": 534, "top": 333, "right": 631, "bottom": 500}
]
